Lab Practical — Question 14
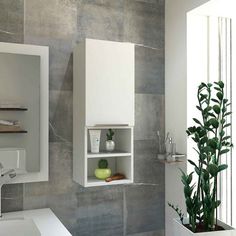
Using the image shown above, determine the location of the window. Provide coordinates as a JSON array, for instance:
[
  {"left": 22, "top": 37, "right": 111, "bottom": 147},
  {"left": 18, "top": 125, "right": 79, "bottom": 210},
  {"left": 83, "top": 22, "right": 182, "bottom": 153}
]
[{"left": 187, "top": 8, "right": 235, "bottom": 226}]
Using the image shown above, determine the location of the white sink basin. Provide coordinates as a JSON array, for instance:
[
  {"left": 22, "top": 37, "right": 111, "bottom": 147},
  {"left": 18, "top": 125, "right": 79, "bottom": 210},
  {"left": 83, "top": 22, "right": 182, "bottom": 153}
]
[{"left": 0, "top": 218, "right": 41, "bottom": 236}]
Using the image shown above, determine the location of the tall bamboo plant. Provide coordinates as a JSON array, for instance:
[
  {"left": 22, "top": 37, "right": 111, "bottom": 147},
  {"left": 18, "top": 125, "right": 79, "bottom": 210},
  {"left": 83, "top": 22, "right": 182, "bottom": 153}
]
[{"left": 170, "top": 81, "right": 233, "bottom": 232}]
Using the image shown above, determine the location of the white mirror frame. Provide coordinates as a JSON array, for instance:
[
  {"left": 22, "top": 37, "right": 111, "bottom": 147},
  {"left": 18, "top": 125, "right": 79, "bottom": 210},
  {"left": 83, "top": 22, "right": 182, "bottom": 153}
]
[{"left": 0, "top": 42, "right": 49, "bottom": 183}]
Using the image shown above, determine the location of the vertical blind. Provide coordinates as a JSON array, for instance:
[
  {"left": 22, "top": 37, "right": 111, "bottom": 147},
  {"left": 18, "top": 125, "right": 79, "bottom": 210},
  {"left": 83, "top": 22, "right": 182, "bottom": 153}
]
[{"left": 208, "top": 16, "right": 233, "bottom": 226}]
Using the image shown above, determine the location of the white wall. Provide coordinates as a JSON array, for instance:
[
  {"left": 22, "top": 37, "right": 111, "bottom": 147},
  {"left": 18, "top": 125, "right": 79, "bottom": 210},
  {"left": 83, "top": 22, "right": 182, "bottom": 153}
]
[{"left": 165, "top": 1, "right": 210, "bottom": 236}]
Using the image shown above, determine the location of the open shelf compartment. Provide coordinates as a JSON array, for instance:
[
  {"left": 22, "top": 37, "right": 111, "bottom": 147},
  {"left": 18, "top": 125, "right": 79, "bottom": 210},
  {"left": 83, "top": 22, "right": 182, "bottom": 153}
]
[
  {"left": 86, "top": 155, "right": 133, "bottom": 187},
  {"left": 73, "top": 125, "right": 134, "bottom": 187},
  {"left": 86, "top": 127, "right": 132, "bottom": 156}
]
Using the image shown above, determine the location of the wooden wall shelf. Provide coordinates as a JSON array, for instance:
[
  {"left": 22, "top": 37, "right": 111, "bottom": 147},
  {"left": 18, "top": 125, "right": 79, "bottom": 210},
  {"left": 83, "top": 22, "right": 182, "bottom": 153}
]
[
  {"left": 0, "top": 107, "right": 28, "bottom": 111},
  {"left": 0, "top": 130, "right": 27, "bottom": 133}
]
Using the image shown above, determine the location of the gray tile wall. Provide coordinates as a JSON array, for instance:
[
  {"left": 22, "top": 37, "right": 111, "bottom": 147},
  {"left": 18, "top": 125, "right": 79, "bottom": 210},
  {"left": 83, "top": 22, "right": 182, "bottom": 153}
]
[{"left": 0, "top": 0, "right": 165, "bottom": 235}]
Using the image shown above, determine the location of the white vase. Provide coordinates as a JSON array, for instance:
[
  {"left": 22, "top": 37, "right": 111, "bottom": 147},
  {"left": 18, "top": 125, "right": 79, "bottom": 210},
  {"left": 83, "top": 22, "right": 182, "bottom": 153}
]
[
  {"left": 174, "top": 218, "right": 236, "bottom": 236},
  {"left": 105, "top": 140, "right": 115, "bottom": 152}
]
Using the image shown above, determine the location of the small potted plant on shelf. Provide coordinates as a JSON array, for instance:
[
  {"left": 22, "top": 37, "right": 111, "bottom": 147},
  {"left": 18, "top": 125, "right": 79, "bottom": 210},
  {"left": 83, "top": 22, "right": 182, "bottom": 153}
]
[
  {"left": 169, "top": 81, "right": 235, "bottom": 236},
  {"left": 106, "top": 129, "right": 115, "bottom": 152},
  {"left": 94, "top": 159, "right": 111, "bottom": 180}
]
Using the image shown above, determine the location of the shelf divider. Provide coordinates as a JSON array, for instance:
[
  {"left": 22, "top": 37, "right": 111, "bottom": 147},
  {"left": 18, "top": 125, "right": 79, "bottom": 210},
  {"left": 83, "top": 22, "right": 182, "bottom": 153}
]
[
  {"left": 86, "top": 177, "right": 132, "bottom": 187},
  {"left": 87, "top": 151, "right": 132, "bottom": 158}
]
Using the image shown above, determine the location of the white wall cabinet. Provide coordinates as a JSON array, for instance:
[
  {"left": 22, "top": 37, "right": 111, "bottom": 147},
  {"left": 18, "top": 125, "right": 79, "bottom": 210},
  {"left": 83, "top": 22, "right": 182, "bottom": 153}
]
[{"left": 73, "top": 39, "right": 135, "bottom": 187}]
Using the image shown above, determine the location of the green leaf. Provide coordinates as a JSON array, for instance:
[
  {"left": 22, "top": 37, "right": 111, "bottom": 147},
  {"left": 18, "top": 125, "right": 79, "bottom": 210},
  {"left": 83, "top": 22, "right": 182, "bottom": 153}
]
[
  {"left": 184, "top": 186, "right": 193, "bottom": 197},
  {"left": 208, "top": 113, "right": 216, "bottom": 118},
  {"left": 195, "top": 167, "right": 200, "bottom": 175},
  {"left": 218, "top": 164, "right": 228, "bottom": 172},
  {"left": 209, "top": 118, "right": 219, "bottom": 128},
  {"left": 200, "top": 94, "right": 208, "bottom": 102},
  {"left": 187, "top": 172, "right": 194, "bottom": 185},
  {"left": 198, "top": 129, "right": 206, "bottom": 138},
  {"left": 188, "top": 160, "right": 198, "bottom": 169},
  {"left": 213, "top": 105, "right": 220, "bottom": 114},
  {"left": 223, "top": 123, "right": 231, "bottom": 128},
  {"left": 223, "top": 141, "right": 232, "bottom": 146},
  {"left": 180, "top": 169, "right": 188, "bottom": 185},
  {"left": 224, "top": 112, "right": 232, "bottom": 116},
  {"left": 212, "top": 200, "right": 221, "bottom": 209},
  {"left": 199, "top": 83, "right": 207, "bottom": 90},
  {"left": 192, "top": 137, "right": 198, "bottom": 142},
  {"left": 203, "top": 106, "right": 212, "bottom": 113},
  {"left": 214, "top": 87, "right": 221, "bottom": 92},
  {"left": 200, "top": 137, "right": 208, "bottom": 144},
  {"left": 186, "top": 197, "right": 193, "bottom": 209},
  {"left": 218, "top": 81, "right": 224, "bottom": 88},
  {"left": 211, "top": 98, "right": 219, "bottom": 103},
  {"left": 188, "top": 126, "right": 196, "bottom": 133},
  {"left": 207, "top": 164, "right": 218, "bottom": 177},
  {"left": 211, "top": 154, "right": 217, "bottom": 164},
  {"left": 216, "top": 92, "right": 223, "bottom": 100},
  {"left": 221, "top": 118, "right": 226, "bottom": 124},
  {"left": 193, "top": 118, "right": 202, "bottom": 125},
  {"left": 203, "top": 146, "right": 212, "bottom": 153},
  {"left": 208, "top": 139, "right": 217, "bottom": 149},
  {"left": 220, "top": 149, "right": 230, "bottom": 155},
  {"left": 196, "top": 106, "right": 202, "bottom": 111},
  {"left": 202, "top": 169, "right": 209, "bottom": 180},
  {"left": 222, "top": 135, "right": 231, "bottom": 141},
  {"left": 220, "top": 131, "right": 225, "bottom": 137}
]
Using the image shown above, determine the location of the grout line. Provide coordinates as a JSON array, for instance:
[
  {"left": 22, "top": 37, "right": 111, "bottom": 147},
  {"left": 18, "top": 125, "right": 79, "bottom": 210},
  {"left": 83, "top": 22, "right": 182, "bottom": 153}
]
[
  {"left": 133, "top": 42, "right": 163, "bottom": 51},
  {"left": 23, "top": 0, "right": 25, "bottom": 42},
  {"left": 123, "top": 188, "right": 127, "bottom": 236},
  {"left": 132, "top": 182, "right": 160, "bottom": 186}
]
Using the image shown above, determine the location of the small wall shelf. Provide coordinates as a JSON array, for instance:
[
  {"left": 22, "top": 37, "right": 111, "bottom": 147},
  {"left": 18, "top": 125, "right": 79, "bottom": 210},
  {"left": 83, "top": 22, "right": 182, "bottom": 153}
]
[
  {"left": 0, "top": 130, "right": 27, "bottom": 133},
  {"left": 158, "top": 159, "right": 185, "bottom": 164},
  {"left": 0, "top": 106, "right": 28, "bottom": 133},
  {"left": 87, "top": 151, "right": 132, "bottom": 159},
  {"left": 0, "top": 107, "right": 28, "bottom": 111}
]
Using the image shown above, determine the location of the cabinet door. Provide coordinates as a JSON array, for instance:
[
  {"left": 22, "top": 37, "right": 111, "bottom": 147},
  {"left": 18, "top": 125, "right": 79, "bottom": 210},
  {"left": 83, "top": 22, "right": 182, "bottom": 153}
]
[{"left": 86, "top": 39, "right": 134, "bottom": 126}]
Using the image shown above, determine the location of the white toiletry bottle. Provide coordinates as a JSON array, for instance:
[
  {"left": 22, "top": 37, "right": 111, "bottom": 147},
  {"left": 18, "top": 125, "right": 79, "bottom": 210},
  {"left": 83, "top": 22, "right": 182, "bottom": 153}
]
[{"left": 89, "top": 130, "right": 101, "bottom": 153}]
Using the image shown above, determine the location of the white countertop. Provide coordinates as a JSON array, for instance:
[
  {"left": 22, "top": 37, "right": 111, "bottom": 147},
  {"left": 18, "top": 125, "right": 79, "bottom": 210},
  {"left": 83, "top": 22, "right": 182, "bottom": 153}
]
[{"left": 2, "top": 208, "right": 72, "bottom": 236}]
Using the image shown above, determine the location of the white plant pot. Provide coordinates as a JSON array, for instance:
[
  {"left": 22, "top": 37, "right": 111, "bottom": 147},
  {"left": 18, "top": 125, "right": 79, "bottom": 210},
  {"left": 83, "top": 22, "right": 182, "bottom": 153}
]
[{"left": 174, "top": 218, "right": 236, "bottom": 236}]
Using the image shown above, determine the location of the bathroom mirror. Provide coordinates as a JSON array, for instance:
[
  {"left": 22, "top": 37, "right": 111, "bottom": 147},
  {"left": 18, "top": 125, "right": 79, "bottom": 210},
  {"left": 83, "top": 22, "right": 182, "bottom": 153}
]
[{"left": 0, "top": 42, "right": 49, "bottom": 183}]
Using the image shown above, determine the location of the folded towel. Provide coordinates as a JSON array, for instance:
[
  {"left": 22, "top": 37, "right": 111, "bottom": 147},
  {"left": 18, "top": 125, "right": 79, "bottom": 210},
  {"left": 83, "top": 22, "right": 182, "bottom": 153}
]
[
  {"left": 0, "top": 120, "right": 20, "bottom": 126},
  {"left": 0, "top": 124, "right": 22, "bottom": 132}
]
